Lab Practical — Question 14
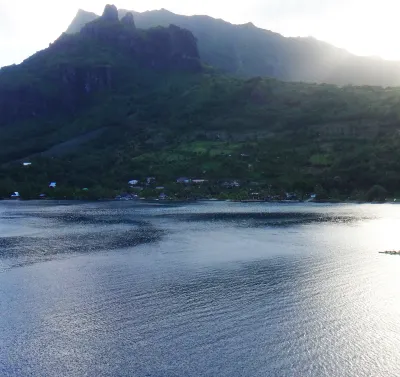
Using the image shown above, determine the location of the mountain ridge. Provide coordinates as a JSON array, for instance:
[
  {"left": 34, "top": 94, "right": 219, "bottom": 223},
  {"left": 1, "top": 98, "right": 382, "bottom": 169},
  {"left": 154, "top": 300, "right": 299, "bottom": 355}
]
[{"left": 66, "top": 8, "right": 400, "bottom": 86}]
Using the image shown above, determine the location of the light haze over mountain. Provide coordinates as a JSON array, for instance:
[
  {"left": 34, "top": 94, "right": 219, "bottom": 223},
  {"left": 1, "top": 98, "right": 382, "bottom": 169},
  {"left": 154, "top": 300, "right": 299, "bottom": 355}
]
[
  {"left": 64, "top": 6, "right": 400, "bottom": 86},
  {"left": 1, "top": 0, "right": 400, "bottom": 69}
]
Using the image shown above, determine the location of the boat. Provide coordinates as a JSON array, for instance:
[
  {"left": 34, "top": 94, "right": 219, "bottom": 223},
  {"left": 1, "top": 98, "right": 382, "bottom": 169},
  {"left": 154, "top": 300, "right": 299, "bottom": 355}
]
[{"left": 379, "top": 251, "right": 400, "bottom": 255}]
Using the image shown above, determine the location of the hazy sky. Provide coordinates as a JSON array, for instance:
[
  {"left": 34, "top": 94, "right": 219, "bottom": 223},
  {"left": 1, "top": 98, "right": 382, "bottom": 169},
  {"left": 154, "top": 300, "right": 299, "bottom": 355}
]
[{"left": 1, "top": 0, "right": 399, "bottom": 67}]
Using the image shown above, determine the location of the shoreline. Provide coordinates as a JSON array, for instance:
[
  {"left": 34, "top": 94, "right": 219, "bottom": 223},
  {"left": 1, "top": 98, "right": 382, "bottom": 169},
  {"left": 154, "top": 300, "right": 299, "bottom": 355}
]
[{"left": 0, "top": 198, "right": 390, "bottom": 205}]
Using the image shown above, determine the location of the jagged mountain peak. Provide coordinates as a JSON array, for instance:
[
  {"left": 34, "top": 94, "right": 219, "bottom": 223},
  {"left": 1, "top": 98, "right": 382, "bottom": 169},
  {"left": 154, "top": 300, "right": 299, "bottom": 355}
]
[
  {"left": 121, "top": 12, "right": 136, "bottom": 27},
  {"left": 102, "top": 4, "right": 119, "bottom": 21}
]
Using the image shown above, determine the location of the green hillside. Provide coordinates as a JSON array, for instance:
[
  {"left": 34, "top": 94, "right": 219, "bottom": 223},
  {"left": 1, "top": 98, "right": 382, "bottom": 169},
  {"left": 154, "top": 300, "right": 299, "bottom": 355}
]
[{"left": 1, "top": 5, "right": 400, "bottom": 201}]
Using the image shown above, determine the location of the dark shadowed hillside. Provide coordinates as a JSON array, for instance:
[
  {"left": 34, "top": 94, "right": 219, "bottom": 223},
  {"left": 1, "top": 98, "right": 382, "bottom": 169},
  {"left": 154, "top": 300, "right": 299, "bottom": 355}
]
[
  {"left": 0, "top": 4, "right": 200, "bottom": 128},
  {"left": 66, "top": 8, "right": 400, "bottom": 86}
]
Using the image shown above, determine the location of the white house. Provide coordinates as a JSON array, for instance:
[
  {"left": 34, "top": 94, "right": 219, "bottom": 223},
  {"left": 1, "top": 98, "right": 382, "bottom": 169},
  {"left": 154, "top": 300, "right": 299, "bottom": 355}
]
[
  {"left": 128, "top": 180, "right": 139, "bottom": 186},
  {"left": 49, "top": 182, "right": 57, "bottom": 188},
  {"left": 22, "top": 162, "right": 32, "bottom": 167},
  {"left": 11, "top": 192, "right": 20, "bottom": 198},
  {"left": 192, "top": 179, "right": 207, "bottom": 184}
]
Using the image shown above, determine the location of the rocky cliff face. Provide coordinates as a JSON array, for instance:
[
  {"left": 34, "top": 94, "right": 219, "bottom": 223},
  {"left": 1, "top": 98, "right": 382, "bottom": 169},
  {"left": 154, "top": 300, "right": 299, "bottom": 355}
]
[
  {"left": 0, "top": 4, "right": 201, "bottom": 127},
  {"left": 0, "top": 65, "right": 113, "bottom": 125},
  {"left": 79, "top": 5, "right": 200, "bottom": 71}
]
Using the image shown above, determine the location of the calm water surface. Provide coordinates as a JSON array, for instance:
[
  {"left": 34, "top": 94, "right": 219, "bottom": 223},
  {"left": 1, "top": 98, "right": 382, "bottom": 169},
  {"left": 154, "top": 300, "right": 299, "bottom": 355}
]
[{"left": 0, "top": 201, "right": 399, "bottom": 376}]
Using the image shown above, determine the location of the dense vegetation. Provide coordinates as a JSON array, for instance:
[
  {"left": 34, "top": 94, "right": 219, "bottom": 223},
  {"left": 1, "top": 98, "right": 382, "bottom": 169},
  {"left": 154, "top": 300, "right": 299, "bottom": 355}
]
[
  {"left": 67, "top": 7, "right": 400, "bottom": 86},
  {"left": 1, "top": 5, "right": 400, "bottom": 201}
]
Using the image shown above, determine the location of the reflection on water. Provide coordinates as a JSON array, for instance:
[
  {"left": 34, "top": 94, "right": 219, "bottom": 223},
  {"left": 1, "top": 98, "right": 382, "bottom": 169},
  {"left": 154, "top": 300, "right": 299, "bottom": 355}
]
[
  {"left": 0, "top": 202, "right": 164, "bottom": 269},
  {"left": 0, "top": 201, "right": 400, "bottom": 377}
]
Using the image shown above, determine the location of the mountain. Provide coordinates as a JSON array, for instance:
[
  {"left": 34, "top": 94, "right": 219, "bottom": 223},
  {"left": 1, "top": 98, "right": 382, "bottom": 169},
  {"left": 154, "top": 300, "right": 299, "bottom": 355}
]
[
  {"left": 66, "top": 8, "right": 400, "bottom": 87},
  {"left": 0, "top": 4, "right": 200, "bottom": 128},
  {"left": 2, "top": 5, "right": 400, "bottom": 201}
]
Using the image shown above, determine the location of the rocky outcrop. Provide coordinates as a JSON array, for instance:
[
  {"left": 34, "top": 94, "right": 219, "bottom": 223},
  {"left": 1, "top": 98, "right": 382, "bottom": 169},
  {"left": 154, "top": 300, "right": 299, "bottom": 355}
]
[
  {"left": 80, "top": 5, "right": 201, "bottom": 71},
  {"left": 80, "top": 4, "right": 121, "bottom": 40},
  {"left": 102, "top": 4, "right": 119, "bottom": 21},
  {"left": 121, "top": 12, "right": 136, "bottom": 28}
]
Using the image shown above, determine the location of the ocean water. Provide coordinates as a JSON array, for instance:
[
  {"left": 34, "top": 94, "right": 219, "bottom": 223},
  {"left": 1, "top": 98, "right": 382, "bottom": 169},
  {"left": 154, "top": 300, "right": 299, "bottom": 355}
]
[{"left": 0, "top": 201, "right": 399, "bottom": 376}]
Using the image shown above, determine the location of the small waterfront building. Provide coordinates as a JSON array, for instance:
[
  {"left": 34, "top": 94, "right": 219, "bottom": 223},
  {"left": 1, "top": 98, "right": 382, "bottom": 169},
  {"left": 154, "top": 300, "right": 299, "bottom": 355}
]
[
  {"left": 49, "top": 182, "right": 57, "bottom": 188},
  {"left": 11, "top": 192, "right": 20, "bottom": 198}
]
